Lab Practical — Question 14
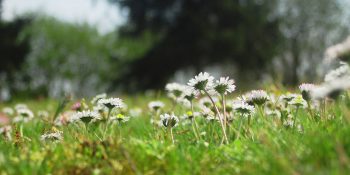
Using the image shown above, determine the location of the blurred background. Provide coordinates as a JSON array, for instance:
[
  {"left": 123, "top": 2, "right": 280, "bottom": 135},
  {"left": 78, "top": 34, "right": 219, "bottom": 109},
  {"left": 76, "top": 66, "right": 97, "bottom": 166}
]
[{"left": 0, "top": 0, "right": 349, "bottom": 100}]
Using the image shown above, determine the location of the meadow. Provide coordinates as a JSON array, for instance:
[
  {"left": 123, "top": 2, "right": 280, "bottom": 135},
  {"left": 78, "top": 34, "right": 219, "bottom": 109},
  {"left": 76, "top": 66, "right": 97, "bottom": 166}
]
[{"left": 1, "top": 71, "right": 350, "bottom": 175}]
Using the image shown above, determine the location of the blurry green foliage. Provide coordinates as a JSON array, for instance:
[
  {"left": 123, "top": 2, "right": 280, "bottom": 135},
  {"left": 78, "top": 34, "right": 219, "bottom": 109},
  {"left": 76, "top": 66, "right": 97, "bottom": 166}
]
[{"left": 17, "top": 17, "right": 122, "bottom": 98}]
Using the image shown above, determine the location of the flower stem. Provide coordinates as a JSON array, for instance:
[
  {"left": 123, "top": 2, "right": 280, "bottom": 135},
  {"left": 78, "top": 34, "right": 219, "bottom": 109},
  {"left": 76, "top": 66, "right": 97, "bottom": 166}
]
[
  {"left": 190, "top": 102, "right": 201, "bottom": 141},
  {"left": 221, "top": 94, "right": 227, "bottom": 128},
  {"left": 293, "top": 106, "right": 299, "bottom": 131},
  {"left": 204, "top": 90, "right": 229, "bottom": 144}
]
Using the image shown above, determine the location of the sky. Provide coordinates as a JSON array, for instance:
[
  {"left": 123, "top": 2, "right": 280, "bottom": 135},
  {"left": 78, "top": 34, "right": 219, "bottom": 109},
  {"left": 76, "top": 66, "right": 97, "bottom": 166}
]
[{"left": 2, "top": 0, "right": 125, "bottom": 34}]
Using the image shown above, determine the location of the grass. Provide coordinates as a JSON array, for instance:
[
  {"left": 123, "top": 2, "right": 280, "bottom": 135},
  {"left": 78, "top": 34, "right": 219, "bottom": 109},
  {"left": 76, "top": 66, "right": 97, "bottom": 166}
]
[{"left": 1, "top": 92, "right": 350, "bottom": 175}]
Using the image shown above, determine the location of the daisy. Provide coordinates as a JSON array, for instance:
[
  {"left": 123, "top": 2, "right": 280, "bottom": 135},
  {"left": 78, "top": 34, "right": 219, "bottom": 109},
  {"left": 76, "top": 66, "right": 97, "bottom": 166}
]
[
  {"left": 91, "top": 93, "right": 107, "bottom": 104},
  {"left": 280, "top": 93, "right": 298, "bottom": 102},
  {"left": 188, "top": 72, "right": 214, "bottom": 92},
  {"left": 110, "top": 113, "right": 130, "bottom": 123},
  {"left": 299, "top": 83, "right": 316, "bottom": 101},
  {"left": 183, "top": 86, "right": 199, "bottom": 102},
  {"left": 98, "top": 98, "right": 124, "bottom": 110},
  {"left": 288, "top": 95, "right": 307, "bottom": 108},
  {"left": 71, "top": 110, "right": 101, "bottom": 124},
  {"left": 13, "top": 108, "right": 34, "bottom": 123},
  {"left": 165, "top": 83, "right": 186, "bottom": 100},
  {"left": 148, "top": 101, "right": 165, "bottom": 111},
  {"left": 0, "top": 125, "right": 12, "bottom": 140},
  {"left": 324, "top": 62, "right": 350, "bottom": 82},
  {"left": 37, "top": 110, "right": 49, "bottom": 119},
  {"left": 311, "top": 77, "right": 350, "bottom": 100},
  {"left": 40, "top": 131, "right": 63, "bottom": 142},
  {"left": 160, "top": 113, "right": 179, "bottom": 128},
  {"left": 245, "top": 90, "right": 269, "bottom": 105},
  {"left": 2, "top": 107, "right": 14, "bottom": 116},
  {"left": 14, "top": 104, "right": 28, "bottom": 111},
  {"left": 233, "top": 101, "right": 255, "bottom": 116},
  {"left": 214, "top": 77, "right": 236, "bottom": 95}
]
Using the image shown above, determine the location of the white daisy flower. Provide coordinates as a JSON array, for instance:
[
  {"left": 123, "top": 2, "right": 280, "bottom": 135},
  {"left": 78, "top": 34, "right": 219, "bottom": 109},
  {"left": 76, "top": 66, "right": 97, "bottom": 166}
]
[
  {"left": 165, "top": 83, "right": 186, "bottom": 100},
  {"left": 324, "top": 62, "right": 350, "bottom": 82},
  {"left": 324, "top": 36, "right": 350, "bottom": 62},
  {"left": 283, "top": 115, "right": 294, "bottom": 128},
  {"left": 160, "top": 113, "right": 179, "bottom": 128},
  {"left": 198, "top": 96, "right": 218, "bottom": 109},
  {"left": 98, "top": 98, "right": 124, "bottom": 110},
  {"left": 299, "top": 83, "right": 316, "bottom": 92},
  {"left": 2, "top": 107, "right": 14, "bottom": 116},
  {"left": 233, "top": 101, "right": 255, "bottom": 116},
  {"left": 288, "top": 95, "right": 307, "bottom": 108},
  {"left": 245, "top": 90, "right": 269, "bottom": 105},
  {"left": 14, "top": 104, "right": 28, "bottom": 111},
  {"left": 37, "top": 110, "right": 49, "bottom": 119},
  {"left": 13, "top": 108, "right": 34, "bottom": 123},
  {"left": 183, "top": 86, "right": 199, "bottom": 102},
  {"left": 311, "top": 77, "right": 350, "bottom": 100},
  {"left": 129, "top": 108, "right": 142, "bottom": 117},
  {"left": 71, "top": 110, "right": 101, "bottom": 124},
  {"left": 299, "top": 83, "right": 316, "bottom": 101},
  {"left": 91, "top": 93, "right": 107, "bottom": 104},
  {"left": 148, "top": 101, "right": 165, "bottom": 111},
  {"left": 54, "top": 111, "right": 75, "bottom": 126},
  {"left": 214, "top": 77, "right": 236, "bottom": 95},
  {"left": 280, "top": 93, "right": 298, "bottom": 102},
  {"left": 0, "top": 125, "right": 12, "bottom": 140},
  {"left": 40, "top": 131, "right": 63, "bottom": 142},
  {"left": 110, "top": 114, "right": 130, "bottom": 123},
  {"left": 188, "top": 72, "right": 214, "bottom": 92}
]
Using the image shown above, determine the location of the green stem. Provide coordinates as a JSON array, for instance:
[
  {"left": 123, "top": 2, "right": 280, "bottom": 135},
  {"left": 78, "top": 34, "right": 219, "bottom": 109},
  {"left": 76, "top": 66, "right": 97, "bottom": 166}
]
[
  {"left": 204, "top": 90, "right": 229, "bottom": 144},
  {"left": 293, "top": 107, "right": 299, "bottom": 131},
  {"left": 190, "top": 102, "right": 201, "bottom": 141}
]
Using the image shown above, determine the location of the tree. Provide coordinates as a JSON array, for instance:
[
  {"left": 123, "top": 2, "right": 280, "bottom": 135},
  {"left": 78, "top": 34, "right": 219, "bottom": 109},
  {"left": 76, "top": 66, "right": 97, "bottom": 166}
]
[
  {"left": 0, "top": 0, "right": 3, "bottom": 19},
  {"left": 276, "top": 0, "right": 349, "bottom": 85},
  {"left": 111, "top": 0, "right": 283, "bottom": 90}
]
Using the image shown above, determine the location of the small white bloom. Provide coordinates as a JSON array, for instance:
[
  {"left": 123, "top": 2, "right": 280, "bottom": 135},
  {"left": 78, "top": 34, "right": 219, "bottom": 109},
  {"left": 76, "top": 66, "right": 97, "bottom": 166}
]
[
  {"left": 233, "top": 101, "right": 255, "bottom": 116},
  {"left": 71, "top": 110, "right": 101, "bottom": 123},
  {"left": 280, "top": 93, "right": 298, "bottom": 102},
  {"left": 165, "top": 83, "right": 186, "bottom": 100},
  {"left": 198, "top": 96, "right": 218, "bottom": 109},
  {"left": 299, "top": 83, "right": 316, "bottom": 101},
  {"left": 2, "top": 107, "right": 14, "bottom": 116},
  {"left": 98, "top": 98, "right": 124, "bottom": 109},
  {"left": 110, "top": 114, "right": 130, "bottom": 123},
  {"left": 37, "top": 110, "right": 49, "bottom": 119},
  {"left": 183, "top": 86, "right": 199, "bottom": 102},
  {"left": 324, "top": 63, "right": 350, "bottom": 82},
  {"left": 324, "top": 36, "right": 350, "bottom": 62},
  {"left": 148, "top": 101, "right": 165, "bottom": 111},
  {"left": 299, "top": 83, "right": 316, "bottom": 93},
  {"left": 14, "top": 104, "right": 28, "bottom": 111},
  {"left": 0, "top": 125, "right": 12, "bottom": 140},
  {"left": 13, "top": 108, "right": 34, "bottom": 123},
  {"left": 283, "top": 115, "right": 294, "bottom": 127},
  {"left": 188, "top": 72, "right": 214, "bottom": 92},
  {"left": 91, "top": 93, "right": 107, "bottom": 104},
  {"left": 245, "top": 90, "right": 269, "bottom": 105},
  {"left": 214, "top": 77, "right": 236, "bottom": 95},
  {"left": 40, "top": 131, "right": 63, "bottom": 142},
  {"left": 288, "top": 95, "right": 307, "bottom": 108},
  {"left": 160, "top": 113, "right": 179, "bottom": 128},
  {"left": 311, "top": 77, "right": 350, "bottom": 100},
  {"left": 129, "top": 108, "right": 142, "bottom": 117}
]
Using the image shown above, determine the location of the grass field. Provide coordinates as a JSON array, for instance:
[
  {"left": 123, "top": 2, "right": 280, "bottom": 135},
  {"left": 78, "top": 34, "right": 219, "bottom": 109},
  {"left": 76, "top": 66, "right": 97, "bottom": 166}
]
[{"left": 1, "top": 76, "right": 350, "bottom": 175}]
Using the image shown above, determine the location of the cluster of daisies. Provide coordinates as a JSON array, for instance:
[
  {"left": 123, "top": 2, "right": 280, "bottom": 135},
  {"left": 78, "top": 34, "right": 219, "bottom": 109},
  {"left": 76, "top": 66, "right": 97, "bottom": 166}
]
[{"left": 1, "top": 62, "right": 350, "bottom": 144}]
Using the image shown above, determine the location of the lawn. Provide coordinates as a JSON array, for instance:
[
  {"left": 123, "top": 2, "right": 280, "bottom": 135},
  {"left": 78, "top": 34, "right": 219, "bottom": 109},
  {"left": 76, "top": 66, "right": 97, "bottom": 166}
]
[{"left": 1, "top": 75, "right": 350, "bottom": 175}]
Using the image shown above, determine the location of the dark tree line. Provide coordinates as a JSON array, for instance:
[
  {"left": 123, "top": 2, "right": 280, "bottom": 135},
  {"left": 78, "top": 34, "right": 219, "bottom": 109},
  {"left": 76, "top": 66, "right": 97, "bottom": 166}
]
[{"left": 111, "top": 0, "right": 284, "bottom": 90}]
